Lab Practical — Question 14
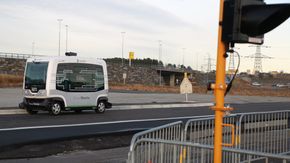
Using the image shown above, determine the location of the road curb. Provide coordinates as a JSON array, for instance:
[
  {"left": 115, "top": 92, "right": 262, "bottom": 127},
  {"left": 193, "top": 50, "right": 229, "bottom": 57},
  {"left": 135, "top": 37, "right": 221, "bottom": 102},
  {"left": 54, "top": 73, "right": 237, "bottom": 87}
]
[
  {"left": 110, "top": 103, "right": 213, "bottom": 110},
  {"left": 0, "top": 109, "right": 26, "bottom": 115},
  {"left": 0, "top": 103, "right": 214, "bottom": 115}
]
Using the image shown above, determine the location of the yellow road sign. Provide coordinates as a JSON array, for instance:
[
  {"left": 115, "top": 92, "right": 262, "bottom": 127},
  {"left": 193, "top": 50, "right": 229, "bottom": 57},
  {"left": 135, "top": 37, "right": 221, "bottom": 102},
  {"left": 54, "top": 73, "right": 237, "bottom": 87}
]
[{"left": 129, "top": 52, "right": 134, "bottom": 60}]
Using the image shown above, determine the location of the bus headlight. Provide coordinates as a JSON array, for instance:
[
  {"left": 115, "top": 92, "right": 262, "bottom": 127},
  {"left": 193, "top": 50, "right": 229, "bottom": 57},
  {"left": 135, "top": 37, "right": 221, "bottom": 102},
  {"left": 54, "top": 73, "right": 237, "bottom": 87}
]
[
  {"left": 24, "top": 90, "right": 31, "bottom": 96},
  {"left": 38, "top": 90, "right": 47, "bottom": 96}
]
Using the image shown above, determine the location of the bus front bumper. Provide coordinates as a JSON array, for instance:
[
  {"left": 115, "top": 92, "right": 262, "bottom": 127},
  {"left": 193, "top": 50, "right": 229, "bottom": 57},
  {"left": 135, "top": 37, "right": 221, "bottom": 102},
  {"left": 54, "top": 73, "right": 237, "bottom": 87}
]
[{"left": 19, "top": 98, "right": 50, "bottom": 110}]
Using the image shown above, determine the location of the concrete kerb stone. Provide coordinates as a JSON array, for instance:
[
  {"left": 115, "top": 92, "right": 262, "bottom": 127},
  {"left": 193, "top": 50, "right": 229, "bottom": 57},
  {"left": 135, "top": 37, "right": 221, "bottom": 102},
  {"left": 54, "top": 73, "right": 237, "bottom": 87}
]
[
  {"left": 0, "top": 109, "right": 26, "bottom": 115},
  {"left": 0, "top": 102, "right": 214, "bottom": 115},
  {"left": 110, "top": 103, "right": 213, "bottom": 110}
]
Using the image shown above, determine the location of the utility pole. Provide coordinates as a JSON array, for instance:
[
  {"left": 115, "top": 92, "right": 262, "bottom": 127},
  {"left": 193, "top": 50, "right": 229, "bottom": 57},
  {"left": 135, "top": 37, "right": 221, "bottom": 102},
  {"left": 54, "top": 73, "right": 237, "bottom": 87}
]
[
  {"left": 244, "top": 45, "right": 272, "bottom": 74},
  {"left": 254, "top": 46, "right": 262, "bottom": 73},
  {"left": 57, "top": 19, "right": 63, "bottom": 56},
  {"left": 253, "top": 45, "right": 271, "bottom": 73},
  {"left": 227, "top": 51, "right": 235, "bottom": 75},
  {"left": 207, "top": 55, "right": 212, "bottom": 73},
  {"left": 205, "top": 54, "right": 214, "bottom": 83}
]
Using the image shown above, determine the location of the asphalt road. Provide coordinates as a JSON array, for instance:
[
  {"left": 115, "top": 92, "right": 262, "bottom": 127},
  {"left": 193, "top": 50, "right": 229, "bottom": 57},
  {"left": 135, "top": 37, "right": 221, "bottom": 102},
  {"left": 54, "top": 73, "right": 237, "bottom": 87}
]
[
  {"left": 0, "top": 102, "right": 289, "bottom": 149},
  {"left": 1, "top": 102, "right": 289, "bottom": 129}
]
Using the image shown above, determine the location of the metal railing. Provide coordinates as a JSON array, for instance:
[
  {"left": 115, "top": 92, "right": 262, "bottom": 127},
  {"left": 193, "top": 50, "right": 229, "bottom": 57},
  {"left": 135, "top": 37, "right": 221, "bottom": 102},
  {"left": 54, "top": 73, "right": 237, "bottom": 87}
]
[
  {"left": 131, "top": 138, "right": 290, "bottom": 163},
  {"left": 128, "top": 110, "right": 290, "bottom": 163},
  {"left": 0, "top": 52, "right": 41, "bottom": 59}
]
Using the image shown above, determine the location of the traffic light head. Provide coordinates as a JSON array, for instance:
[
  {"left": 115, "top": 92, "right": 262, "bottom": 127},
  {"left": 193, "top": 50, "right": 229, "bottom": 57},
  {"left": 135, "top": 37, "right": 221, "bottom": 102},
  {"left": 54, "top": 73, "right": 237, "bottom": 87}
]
[
  {"left": 222, "top": 0, "right": 290, "bottom": 45},
  {"left": 242, "top": 4, "right": 290, "bottom": 36}
]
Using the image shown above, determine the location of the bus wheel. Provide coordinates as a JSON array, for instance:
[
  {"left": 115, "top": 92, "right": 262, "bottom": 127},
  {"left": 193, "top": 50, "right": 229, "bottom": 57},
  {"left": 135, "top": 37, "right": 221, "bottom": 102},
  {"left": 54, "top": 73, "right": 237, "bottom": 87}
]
[
  {"left": 95, "top": 101, "right": 106, "bottom": 114},
  {"left": 49, "top": 102, "right": 62, "bottom": 115},
  {"left": 26, "top": 108, "right": 38, "bottom": 115}
]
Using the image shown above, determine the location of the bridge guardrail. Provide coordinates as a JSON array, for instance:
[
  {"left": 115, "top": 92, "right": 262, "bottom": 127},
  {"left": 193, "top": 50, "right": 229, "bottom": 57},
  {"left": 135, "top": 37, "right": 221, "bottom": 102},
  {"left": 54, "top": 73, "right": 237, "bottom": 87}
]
[{"left": 0, "top": 52, "right": 41, "bottom": 59}]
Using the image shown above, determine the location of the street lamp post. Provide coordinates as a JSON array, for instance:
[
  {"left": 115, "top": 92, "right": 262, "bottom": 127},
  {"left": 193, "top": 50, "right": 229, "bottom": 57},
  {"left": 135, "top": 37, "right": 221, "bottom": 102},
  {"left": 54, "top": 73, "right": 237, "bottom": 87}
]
[
  {"left": 121, "top": 32, "right": 126, "bottom": 66},
  {"left": 196, "top": 53, "right": 199, "bottom": 71},
  {"left": 57, "top": 19, "right": 63, "bottom": 56},
  {"left": 158, "top": 40, "right": 162, "bottom": 86},
  {"left": 182, "top": 48, "right": 186, "bottom": 67},
  {"left": 32, "top": 42, "right": 35, "bottom": 55},
  {"left": 65, "top": 25, "right": 68, "bottom": 53}
]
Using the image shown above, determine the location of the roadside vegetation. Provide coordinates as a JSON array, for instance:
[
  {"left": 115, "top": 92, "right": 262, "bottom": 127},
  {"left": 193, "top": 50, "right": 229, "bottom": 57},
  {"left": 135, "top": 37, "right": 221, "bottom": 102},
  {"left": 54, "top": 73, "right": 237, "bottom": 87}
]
[{"left": 0, "top": 74, "right": 22, "bottom": 87}]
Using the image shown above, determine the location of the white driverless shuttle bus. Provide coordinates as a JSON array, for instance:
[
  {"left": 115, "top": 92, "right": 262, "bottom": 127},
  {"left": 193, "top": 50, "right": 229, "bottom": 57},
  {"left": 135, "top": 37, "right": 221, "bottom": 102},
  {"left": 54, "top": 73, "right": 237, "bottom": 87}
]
[{"left": 20, "top": 54, "right": 111, "bottom": 115}]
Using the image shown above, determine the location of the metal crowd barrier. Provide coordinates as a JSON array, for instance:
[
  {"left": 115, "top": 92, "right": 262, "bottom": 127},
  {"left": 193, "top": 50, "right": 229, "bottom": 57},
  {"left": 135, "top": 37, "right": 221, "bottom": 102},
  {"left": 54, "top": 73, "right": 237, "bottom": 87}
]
[
  {"left": 128, "top": 121, "right": 183, "bottom": 163},
  {"left": 183, "top": 115, "right": 239, "bottom": 163},
  {"left": 128, "top": 110, "right": 290, "bottom": 163},
  {"left": 184, "top": 115, "right": 238, "bottom": 146},
  {"left": 237, "top": 111, "right": 289, "bottom": 155},
  {"left": 131, "top": 138, "right": 290, "bottom": 163}
]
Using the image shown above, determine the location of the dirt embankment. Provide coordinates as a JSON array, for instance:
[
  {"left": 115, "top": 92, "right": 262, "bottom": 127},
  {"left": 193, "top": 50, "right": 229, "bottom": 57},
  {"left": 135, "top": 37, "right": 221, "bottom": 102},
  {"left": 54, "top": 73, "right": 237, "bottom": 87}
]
[
  {"left": 1, "top": 75, "right": 290, "bottom": 97},
  {"left": 111, "top": 79, "right": 290, "bottom": 97},
  {"left": 230, "top": 79, "right": 290, "bottom": 97},
  {"left": 110, "top": 83, "right": 207, "bottom": 94}
]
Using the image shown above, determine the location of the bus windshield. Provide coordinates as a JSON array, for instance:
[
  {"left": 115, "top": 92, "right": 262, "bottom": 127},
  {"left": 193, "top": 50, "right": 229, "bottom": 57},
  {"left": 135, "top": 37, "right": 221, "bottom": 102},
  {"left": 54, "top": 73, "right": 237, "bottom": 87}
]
[{"left": 24, "top": 62, "right": 48, "bottom": 91}]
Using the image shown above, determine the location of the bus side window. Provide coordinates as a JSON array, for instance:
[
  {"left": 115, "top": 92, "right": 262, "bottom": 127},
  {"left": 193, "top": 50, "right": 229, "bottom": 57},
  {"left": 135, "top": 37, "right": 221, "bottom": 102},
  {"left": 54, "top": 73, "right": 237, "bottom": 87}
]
[
  {"left": 63, "top": 79, "right": 70, "bottom": 92},
  {"left": 56, "top": 63, "right": 105, "bottom": 92},
  {"left": 95, "top": 65, "right": 104, "bottom": 91}
]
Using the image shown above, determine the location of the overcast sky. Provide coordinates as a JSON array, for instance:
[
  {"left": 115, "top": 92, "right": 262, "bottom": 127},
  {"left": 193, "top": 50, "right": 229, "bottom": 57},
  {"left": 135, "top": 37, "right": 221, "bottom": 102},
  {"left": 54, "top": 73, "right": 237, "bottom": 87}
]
[{"left": 0, "top": 0, "right": 289, "bottom": 72}]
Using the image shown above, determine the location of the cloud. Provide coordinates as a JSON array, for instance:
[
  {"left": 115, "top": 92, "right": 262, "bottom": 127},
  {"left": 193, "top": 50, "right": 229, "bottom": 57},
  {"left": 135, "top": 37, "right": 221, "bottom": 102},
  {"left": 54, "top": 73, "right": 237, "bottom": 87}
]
[
  {"left": 0, "top": 0, "right": 199, "bottom": 33},
  {"left": 0, "top": 0, "right": 213, "bottom": 67}
]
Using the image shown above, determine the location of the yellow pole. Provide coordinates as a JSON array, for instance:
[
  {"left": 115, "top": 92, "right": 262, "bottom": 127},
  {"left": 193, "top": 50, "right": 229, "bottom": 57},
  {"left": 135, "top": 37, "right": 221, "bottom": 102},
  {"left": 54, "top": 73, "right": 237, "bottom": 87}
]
[{"left": 214, "top": 0, "right": 229, "bottom": 162}]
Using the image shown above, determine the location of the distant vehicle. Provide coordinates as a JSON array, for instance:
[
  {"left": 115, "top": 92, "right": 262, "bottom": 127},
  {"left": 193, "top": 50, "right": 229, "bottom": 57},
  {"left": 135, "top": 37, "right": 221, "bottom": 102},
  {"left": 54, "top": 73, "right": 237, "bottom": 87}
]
[
  {"left": 19, "top": 54, "right": 111, "bottom": 115},
  {"left": 276, "top": 83, "right": 287, "bottom": 88},
  {"left": 251, "top": 82, "right": 261, "bottom": 86}
]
